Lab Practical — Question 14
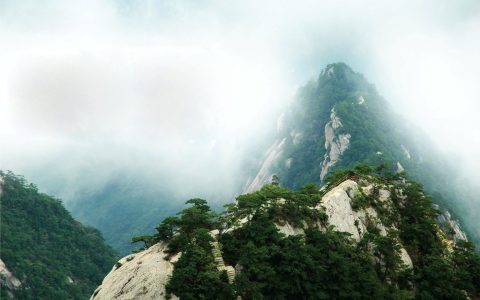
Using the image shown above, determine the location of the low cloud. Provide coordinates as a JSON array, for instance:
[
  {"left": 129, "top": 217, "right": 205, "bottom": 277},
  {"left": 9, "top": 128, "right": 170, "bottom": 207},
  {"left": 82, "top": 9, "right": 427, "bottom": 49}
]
[{"left": 0, "top": 0, "right": 479, "bottom": 211}]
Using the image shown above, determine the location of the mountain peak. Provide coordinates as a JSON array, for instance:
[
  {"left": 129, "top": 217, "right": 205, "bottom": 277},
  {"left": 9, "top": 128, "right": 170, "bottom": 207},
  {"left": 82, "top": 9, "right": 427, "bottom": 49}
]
[
  {"left": 320, "top": 62, "right": 354, "bottom": 78},
  {"left": 245, "top": 63, "right": 479, "bottom": 247}
]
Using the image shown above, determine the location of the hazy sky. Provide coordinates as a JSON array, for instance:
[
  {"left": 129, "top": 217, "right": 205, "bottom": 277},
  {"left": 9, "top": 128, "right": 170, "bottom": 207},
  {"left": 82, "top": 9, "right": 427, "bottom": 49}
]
[{"left": 1, "top": 0, "right": 480, "bottom": 204}]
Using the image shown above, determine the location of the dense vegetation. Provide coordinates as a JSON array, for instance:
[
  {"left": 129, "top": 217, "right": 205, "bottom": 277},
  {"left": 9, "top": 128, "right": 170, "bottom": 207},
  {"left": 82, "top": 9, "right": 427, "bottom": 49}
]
[
  {"left": 0, "top": 171, "right": 117, "bottom": 300},
  {"left": 133, "top": 198, "right": 235, "bottom": 299},
  {"left": 262, "top": 62, "right": 478, "bottom": 245},
  {"left": 135, "top": 166, "right": 480, "bottom": 299}
]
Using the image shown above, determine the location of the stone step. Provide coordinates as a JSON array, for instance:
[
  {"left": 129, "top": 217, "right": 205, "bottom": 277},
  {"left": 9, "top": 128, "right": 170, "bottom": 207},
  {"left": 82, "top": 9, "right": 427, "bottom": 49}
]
[
  {"left": 222, "top": 267, "right": 236, "bottom": 283},
  {"left": 211, "top": 236, "right": 236, "bottom": 285}
]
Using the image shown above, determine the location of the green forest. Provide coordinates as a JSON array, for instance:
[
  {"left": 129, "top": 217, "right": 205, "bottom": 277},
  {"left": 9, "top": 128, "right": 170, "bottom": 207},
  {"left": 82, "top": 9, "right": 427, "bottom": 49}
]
[
  {"left": 0, "top": 171, "right": 117, "bottom": 299},
  {"left": 134, "top": 166, "right": 480, "bottom": 300}
]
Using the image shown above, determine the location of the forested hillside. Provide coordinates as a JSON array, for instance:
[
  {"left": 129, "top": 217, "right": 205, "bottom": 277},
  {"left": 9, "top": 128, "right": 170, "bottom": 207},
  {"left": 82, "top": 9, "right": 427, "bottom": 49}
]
[{"left": 0, "top": 171, "right": 117, "bottom": 299}]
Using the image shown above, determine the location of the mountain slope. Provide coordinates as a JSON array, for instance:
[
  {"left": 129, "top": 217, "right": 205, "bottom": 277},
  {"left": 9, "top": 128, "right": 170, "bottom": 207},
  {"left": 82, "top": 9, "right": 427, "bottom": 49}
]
[
  {"left": 245, "top": 62, "right": 478, "bottom": 244},
  {"left": 93, "top": 167, "right": 480, "bottom": 299},
  {"left": 0, "top": 171, "right": 117, "bottom": 299}
]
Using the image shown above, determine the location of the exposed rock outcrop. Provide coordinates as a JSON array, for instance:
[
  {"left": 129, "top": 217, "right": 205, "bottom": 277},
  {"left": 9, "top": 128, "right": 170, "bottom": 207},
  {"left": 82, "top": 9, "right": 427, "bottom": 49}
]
[
  {"left": 319, "top": 180, "right": 413, "bottom": 268},
  {"left": 396, "top": 162, "right": 405, "bottom": 173},
  {"left": 90, "top": 243, "right": 179, "bottom": 300},
  {"left": 0, "top": 259, "right": 22, "bottom": 291},
  {"left": 320, "top": 109, "right": 351, "bottom": 181},
  {"left": 322, "top": 180, "right": 375, "bottom": 240},
  {"left": 325, "top": 65, "right": 336, "bottom": 77},
  {"left": 276, "top": 179, "right": 413, "bottom": 268},
  {"left": 244, "top": 138, "right": 287, "bottom": 193},
  {"left": 357, "top": 95, "right": 365, "bottom": 105},
  {"left": 434, "top": 205, "right": 468, "bottom": 242},
  {"left": 91, "top": 230, "right": 238, "bottom": 300}
]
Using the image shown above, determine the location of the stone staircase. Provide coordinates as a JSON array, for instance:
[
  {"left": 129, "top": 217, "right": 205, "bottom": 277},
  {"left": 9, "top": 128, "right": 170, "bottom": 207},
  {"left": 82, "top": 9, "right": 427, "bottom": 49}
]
[{"left": 209, "top": 231, "right": 235, "bottom": 284}]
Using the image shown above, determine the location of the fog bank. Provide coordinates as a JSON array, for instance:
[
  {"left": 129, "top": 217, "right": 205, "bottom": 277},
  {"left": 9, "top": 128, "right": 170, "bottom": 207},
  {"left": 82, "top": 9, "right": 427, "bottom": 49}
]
[{"left": 1, "top": 0, "right": 479, "bottom": 212}]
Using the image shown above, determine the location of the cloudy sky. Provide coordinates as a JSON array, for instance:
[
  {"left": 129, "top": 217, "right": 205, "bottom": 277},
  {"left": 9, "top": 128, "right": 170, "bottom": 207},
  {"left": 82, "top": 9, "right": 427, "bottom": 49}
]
[{"left": 1, "top": 0, "right": 479, "bottom": 204}]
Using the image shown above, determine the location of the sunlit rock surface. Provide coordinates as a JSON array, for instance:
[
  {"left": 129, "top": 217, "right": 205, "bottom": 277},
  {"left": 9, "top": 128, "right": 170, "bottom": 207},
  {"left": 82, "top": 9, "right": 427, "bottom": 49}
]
[
  {"left": 90, "top": 243, "right": 178, "bottom": 300},
  {"left": 320, "top": 180, "right": 413, "bottom": 268}
]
